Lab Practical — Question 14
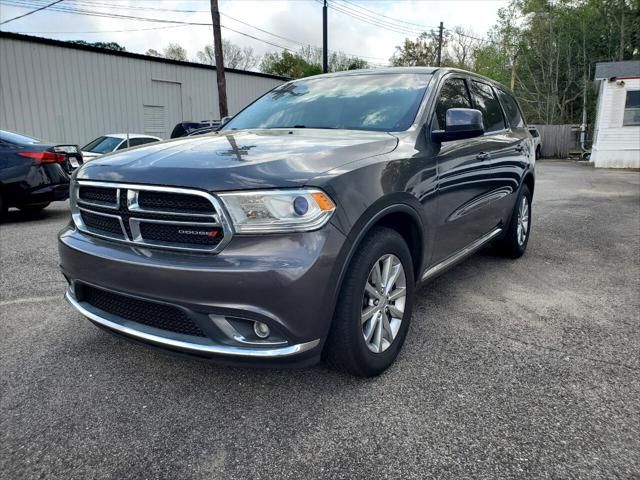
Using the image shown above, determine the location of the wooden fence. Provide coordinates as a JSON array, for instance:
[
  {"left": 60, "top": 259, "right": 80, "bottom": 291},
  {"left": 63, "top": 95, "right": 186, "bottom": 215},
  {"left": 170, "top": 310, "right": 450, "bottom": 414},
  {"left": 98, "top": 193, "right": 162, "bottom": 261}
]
[{"left": 532, "top": 124, "right": 586, "bottom": 159}]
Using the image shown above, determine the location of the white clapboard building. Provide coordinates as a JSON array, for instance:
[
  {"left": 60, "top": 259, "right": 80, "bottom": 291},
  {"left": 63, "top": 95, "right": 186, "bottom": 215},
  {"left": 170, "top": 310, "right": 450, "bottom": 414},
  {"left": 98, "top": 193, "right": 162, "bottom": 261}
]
[{"left": 591, "top": 61, "right": 640, "bottom": 168}]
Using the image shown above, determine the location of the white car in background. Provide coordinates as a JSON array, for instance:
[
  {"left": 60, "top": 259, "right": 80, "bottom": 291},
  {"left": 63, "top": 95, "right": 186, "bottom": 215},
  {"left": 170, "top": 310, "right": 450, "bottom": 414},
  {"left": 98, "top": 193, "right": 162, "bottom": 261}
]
[
  {"left": 81, "top": 133, "right": 161, "bottom": 161},
  {"left": 528, "top": 126, "right": 542, "bottom": 160}
]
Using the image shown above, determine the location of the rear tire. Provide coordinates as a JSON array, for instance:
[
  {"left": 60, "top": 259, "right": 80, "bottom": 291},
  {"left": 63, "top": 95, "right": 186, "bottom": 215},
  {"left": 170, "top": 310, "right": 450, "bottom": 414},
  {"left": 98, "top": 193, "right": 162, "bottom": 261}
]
[
  {"left": 495, "top": 185, "right": 531, "bottom": 258},
  {"left": 17, "top": 203, "right": 50, "bottom": 214},
  {"left": 324, "top": 227, "right": 415, "bottom": 377},
  {"left": 535, "top": 146, "right": 541, "bottom": 160}
]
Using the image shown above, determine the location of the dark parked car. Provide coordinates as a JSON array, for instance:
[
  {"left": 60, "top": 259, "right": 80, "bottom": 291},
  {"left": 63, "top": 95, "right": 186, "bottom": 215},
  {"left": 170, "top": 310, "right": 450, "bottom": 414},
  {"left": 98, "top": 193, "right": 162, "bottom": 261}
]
[
  {"left": 59, "top": 68, "right": 535, "bottom": 376},
  {"left": 170, "top": 121, "right": 220, "bottom": 138},
  {"left": 0, "top": 130, "right": 82, "bottom": 218}
]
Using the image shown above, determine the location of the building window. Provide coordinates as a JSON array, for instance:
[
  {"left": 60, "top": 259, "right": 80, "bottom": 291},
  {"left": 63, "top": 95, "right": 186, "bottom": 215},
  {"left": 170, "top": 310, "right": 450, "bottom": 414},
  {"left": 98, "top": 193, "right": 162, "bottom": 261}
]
[{"left": 623, "top": 91, "right": 640, "bottom": 126}]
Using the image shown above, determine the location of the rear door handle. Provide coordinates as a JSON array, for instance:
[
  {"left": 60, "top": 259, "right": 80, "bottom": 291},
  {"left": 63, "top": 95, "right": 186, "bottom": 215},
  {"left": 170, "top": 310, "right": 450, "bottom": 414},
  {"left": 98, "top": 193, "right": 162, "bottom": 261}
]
[{"left": 476, "top": 152, "right": 490, "bottom": 161}]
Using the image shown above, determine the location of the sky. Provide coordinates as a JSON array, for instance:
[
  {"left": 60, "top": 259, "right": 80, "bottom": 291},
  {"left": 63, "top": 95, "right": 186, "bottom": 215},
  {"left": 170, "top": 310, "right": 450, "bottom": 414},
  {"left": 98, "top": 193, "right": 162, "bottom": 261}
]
[{"left": 0, "top": 0, "right": 509, "bottom": 68}]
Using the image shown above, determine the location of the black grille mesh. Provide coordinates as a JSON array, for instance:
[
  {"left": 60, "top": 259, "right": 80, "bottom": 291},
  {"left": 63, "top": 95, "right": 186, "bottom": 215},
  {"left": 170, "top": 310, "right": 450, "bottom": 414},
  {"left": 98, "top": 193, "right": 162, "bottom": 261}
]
[
  {"left": 79, "top": 186, "right": 117, "bottom": 204},
  {"left": 82, "top": 285, "right": 206, "bottom": 337},
  {"left": 138, "top": 191, "right": 215, "bottom": 213},
  {"left": 139, "top": 223, "right": 222, "bottom": 246},
  {"left": 80, "top": 211, "right": 123, "bottom": 237}
]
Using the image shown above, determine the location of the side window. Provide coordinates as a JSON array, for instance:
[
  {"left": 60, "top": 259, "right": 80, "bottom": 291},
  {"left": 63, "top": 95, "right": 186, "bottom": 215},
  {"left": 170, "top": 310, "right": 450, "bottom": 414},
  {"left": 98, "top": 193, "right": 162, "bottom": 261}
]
[
  {"left": 497, "top": 89, "right": 524, "bottom": 128},
  {"left": 128, "top": 138, "right": 145, "bottom": 147},
  {"left": 116, "top": 140, "right": 129, "bottom": 150},
  {"left": 623, "top": 91, "right": 640, "bottom": 126},
  {"left": 433, "top": 78, "right": 472, "bottom": 130},
  {"left": 471, "top": 81, "right": 506, "bottom": 133},
  {"left": 137, "top": 138, "right": 159, "bottom": 146}
]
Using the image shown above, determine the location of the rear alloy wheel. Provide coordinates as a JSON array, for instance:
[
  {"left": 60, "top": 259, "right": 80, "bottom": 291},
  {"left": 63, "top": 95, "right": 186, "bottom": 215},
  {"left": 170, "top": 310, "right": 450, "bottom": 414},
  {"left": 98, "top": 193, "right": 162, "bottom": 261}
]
[
  {"left": 495, "top": 184, "right": 532, "bottom": 258},
  {"left": 325, "top": 227, "right": 414, "bottom": 377}
]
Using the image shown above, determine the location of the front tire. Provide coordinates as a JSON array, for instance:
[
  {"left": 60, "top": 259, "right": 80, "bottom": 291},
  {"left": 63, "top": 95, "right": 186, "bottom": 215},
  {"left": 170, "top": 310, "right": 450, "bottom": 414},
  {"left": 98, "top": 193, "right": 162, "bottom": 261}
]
[
  {"left": 324, "top": 227, "right": 415, "bottom": 377},
  {"left": 495, "top": 185, "right": 532, "bottom": 258}
]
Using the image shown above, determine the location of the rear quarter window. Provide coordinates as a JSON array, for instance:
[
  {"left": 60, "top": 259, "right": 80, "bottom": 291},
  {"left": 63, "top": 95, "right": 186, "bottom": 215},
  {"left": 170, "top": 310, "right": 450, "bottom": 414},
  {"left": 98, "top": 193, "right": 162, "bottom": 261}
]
[
  {"left": 497, "top": 89, "right": 525, "bottom": 128},
  {"left": 471, "top": 81, "right": 506, "bottom": 133}
]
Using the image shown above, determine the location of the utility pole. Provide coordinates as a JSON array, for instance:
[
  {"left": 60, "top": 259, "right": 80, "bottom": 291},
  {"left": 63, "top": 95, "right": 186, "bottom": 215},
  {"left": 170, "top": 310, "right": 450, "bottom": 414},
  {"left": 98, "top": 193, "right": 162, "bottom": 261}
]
[
  {"left": 210, "top": 0, "right": 228, "bottom": 118},
  {"left": 437, "top": 22, "right": 444, "bottom": 67},
  {"left": 323, "top": 0, "right": 328, "bottom": 73},
  {"left": 510, "top": 54, "right": 517, "bottom": 91}
]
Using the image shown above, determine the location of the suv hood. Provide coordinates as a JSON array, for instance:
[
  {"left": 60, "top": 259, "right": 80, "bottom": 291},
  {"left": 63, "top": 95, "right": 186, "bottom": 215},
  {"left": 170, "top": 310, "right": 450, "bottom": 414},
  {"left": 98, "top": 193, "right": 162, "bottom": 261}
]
[{"left": 76, "top": 129, "right": 398, "bottom": 191}]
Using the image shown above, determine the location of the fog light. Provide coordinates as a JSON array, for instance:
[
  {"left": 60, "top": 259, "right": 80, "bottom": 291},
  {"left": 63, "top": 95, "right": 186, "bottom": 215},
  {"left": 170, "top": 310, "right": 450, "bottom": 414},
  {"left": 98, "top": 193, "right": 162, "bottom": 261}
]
[{"left": 253, "top": 321, "right": 271, "bottom": 339}]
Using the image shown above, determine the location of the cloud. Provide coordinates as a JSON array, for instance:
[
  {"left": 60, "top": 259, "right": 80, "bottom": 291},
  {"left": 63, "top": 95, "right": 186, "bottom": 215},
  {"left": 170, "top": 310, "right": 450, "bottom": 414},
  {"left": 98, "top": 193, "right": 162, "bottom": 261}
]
[{"left": 1, "top": 0, "right": 508, "bottom": 67}]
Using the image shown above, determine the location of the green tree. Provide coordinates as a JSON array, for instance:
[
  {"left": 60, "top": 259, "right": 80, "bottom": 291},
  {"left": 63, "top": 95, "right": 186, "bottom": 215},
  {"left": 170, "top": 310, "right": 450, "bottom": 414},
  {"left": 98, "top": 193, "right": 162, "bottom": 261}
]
[
  {"left": 260, "top": 51, "right": 321, "bottom": 78},
  {"left": 390, "top": 31, "right": 446, "bottom": 66},
  {"left": 70, "top": 40, "right": 126, "bottom": 52},
  {"left": 260, "top": 47, "right": 368, "bottom": 78},
  {"left": 162, "top": 43, "right": 188, "bottom": 61},
  {"left": 196, "top": 40, "right": 258, "bottom": 70}
]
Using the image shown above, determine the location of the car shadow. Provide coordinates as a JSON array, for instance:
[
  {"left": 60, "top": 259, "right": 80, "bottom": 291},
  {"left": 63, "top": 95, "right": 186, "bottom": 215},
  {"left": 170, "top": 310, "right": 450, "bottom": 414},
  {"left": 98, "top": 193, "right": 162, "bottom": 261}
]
[{"left": 3, "top": 206, "right": 70, "bottom": 224}]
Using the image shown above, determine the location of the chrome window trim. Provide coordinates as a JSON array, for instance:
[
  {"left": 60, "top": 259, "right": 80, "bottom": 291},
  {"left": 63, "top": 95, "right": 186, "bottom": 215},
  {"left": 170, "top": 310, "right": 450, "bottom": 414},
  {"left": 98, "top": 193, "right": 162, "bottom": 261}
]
[{"left": 71, "top": 180, "right": 234, "bottom": 254}]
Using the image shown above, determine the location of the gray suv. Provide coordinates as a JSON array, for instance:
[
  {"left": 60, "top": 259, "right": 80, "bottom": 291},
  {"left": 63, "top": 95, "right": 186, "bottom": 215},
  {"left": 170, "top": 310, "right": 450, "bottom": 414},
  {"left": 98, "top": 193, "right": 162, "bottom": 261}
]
[{"left": 59, "top": 68, "right": 534, "bottom": 376}]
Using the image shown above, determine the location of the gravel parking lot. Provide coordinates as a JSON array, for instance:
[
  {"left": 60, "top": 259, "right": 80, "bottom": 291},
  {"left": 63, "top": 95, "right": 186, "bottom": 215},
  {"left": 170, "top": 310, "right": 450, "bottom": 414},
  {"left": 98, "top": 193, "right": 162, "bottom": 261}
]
[{"left": 1, "top": 160, "right": 639, "bottom": 480}]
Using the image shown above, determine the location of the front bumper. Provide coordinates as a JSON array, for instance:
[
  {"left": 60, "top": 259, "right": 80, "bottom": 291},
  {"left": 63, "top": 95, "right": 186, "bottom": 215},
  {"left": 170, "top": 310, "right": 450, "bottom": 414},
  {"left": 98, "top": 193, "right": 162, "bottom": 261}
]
[
  {"left": 65, "top": 288, "right": 320, "bottom": 360},
  {"left": 59, "top": 222, "right": 349, "bottom": 365}
]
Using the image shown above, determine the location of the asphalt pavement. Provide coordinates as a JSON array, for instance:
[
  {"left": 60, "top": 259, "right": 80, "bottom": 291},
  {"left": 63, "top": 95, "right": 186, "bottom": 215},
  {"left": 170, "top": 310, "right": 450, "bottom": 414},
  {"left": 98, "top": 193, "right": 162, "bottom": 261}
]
[{"left": 1, "top": 160, "right": 639, "bottom": 479}]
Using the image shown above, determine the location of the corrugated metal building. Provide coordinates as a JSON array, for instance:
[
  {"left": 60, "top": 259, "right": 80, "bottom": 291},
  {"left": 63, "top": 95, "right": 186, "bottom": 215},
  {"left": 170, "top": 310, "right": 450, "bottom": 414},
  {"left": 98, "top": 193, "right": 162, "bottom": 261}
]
[{"left": 0, "top": 32, "right": 286, "bottom": 145}]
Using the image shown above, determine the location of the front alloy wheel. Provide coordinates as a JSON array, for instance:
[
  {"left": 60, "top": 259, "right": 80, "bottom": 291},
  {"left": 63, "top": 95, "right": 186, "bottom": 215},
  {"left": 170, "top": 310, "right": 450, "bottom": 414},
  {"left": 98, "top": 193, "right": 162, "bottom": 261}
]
[
  {"left": 361, "top": 254, "right": 406, "bottom": 353},
  {"left": 324, "top": 226, "right": 414, "bottom": 377}
]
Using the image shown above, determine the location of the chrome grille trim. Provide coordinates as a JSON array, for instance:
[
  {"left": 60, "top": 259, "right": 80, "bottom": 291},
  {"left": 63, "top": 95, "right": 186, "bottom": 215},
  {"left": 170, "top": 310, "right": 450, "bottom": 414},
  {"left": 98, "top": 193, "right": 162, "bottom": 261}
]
[
  {"left": 77, "top": 207, "right": 128, "bottom": 240},
  {"left": 77, "top": 185, "right": 120, "bottom": 210},
  {"left": 71, "top": 180, "right": 233, "bottom": 253},
  {"left": 126, "top": 190, "right": 218, "bottom": 219}
]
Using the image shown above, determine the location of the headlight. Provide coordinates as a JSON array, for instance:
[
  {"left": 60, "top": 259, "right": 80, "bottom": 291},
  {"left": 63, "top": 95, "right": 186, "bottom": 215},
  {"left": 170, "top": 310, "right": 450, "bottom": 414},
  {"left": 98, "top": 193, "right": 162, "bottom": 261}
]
[{"left": 218, "top": 189, "right": 336, "bottom": 233}]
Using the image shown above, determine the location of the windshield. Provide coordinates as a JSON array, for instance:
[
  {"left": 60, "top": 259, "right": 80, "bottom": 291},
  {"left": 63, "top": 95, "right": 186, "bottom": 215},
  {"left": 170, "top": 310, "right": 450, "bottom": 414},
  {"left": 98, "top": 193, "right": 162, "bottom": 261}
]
[
  {"left": 224, "top": 73, "right": 432, "bottom": 132},
  {"left": 0, "top": 130, "right": 41, "bottom": 145},
  {"left": 83, "top": 136, "right": 122, "bottom": 153}
]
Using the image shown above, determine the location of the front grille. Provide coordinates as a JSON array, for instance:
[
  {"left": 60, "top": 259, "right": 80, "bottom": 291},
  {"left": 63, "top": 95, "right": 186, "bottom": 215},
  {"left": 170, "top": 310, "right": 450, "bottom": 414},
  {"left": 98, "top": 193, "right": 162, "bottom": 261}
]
[
  {"left": 79, "top": 186, "right": 117, "bottom": 205},
  {"left": 73, "top": 182, "right": 229, "bottom": 253},
  {"left": 81, "top": 285, "right": 206, "bottom": 337},
  {"left": 138, "top": 191, "right": 214, "bottom": 213},
  {"left": 139, "top": 223, "right": 223, "bottom": 246},
  {"left": 80, "top": 210, "right": 123, "bottom": 238}
]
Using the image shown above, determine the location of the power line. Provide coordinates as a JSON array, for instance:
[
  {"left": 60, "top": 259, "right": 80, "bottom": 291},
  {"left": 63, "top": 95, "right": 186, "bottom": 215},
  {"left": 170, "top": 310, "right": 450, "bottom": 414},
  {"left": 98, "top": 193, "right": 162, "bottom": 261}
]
[
  {"left": 1, "top": 0, "right": 389, "bottom": 63},
  {"left": 338, "top": 0, "right": 439, "bottom": 31},
  {"left": 322, "top": 0, "right": 428, "bottom": 36},
  {"left": 9, "top": 24, "right": 188, "bottom": 34},
  {"left": 0, "top": 0, "right": 63, "bottom": 25}
]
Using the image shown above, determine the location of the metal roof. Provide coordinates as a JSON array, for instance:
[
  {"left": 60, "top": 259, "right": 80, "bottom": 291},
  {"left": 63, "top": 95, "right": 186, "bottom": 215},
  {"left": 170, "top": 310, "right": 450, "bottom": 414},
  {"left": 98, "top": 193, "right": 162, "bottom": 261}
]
[
  {"left": 0, "top": 31, "right": 289, "bottom": 82},
  {"left": 594, "top": 61, "right": 640, "bottom": 80}
]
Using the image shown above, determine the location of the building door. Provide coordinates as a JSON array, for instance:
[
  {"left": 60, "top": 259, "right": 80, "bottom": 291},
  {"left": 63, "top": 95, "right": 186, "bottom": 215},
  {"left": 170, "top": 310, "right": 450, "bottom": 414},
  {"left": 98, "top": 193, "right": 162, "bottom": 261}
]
[{"left": 144, "top": 80, "right": 183, "bottom": 139}]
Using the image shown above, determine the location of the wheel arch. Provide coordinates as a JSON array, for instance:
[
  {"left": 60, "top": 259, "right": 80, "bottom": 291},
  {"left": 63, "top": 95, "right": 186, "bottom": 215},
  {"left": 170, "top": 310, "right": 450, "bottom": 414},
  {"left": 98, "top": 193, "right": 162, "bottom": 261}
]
[
  {"left": 523, "top": 170, "right": 535, "bottom": 196},
  {"left": 330, "top": 197, "right": 426, "bottom": 306}
]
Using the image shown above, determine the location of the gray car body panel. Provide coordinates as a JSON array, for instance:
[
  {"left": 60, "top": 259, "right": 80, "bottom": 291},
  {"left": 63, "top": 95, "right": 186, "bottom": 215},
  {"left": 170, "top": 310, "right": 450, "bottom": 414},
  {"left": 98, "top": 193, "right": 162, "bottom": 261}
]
[{"left": 59, "top": 67, "right": 534, "bottom": 364}]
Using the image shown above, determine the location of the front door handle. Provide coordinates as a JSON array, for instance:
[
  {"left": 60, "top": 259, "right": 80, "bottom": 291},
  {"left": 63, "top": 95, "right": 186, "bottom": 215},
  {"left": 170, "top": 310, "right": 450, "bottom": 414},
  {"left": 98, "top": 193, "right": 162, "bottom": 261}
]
[{"left": 476, "top": 152, "right": 490, "bottom": 161}]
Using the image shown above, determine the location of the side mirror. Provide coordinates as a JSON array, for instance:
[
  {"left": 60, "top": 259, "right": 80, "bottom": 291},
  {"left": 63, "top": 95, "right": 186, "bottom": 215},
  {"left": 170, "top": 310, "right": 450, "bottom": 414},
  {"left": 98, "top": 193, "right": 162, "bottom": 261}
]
[
  {"left": 221, "top": 116, "right": 233, "bottom": 126},
  {"left": 431, "top": 108, "right": 484, "bottom": 142}
]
